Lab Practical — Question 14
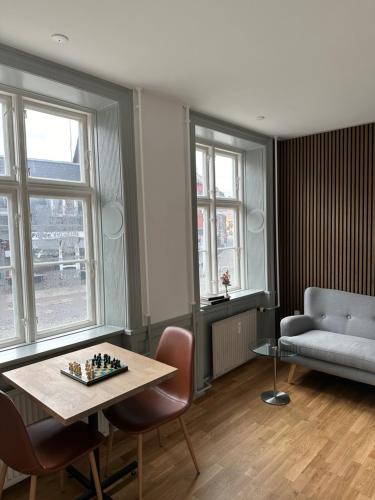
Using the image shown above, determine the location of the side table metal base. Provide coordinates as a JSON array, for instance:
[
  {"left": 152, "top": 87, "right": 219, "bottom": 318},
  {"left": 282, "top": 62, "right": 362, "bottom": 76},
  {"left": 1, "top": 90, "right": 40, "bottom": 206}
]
[{"left": 261, "top": 390, "right": 290, "bottom": 406}]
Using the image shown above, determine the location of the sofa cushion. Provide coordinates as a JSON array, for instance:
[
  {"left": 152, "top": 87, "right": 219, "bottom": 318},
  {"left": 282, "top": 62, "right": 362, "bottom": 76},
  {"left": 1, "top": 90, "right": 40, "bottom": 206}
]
[
  {"left": 304, "top": 287, "right": 375, "bottom": 340},
  {"left": 281, "top": 330, "right": 375, "bottom": 374}
]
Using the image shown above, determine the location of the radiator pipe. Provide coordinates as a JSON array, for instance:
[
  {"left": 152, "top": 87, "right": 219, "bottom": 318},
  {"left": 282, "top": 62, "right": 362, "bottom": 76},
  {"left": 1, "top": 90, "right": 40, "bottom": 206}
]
[
  {"left": 135, "top": 88, "right": 152, "bottom": 355},
  {"left": 258, "top": 136, "right": 280, "bottom": 314}
]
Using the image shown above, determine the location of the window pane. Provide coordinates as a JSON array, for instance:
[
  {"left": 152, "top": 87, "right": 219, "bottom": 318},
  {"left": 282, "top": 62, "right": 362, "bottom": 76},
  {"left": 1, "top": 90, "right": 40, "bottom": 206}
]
[
  {"left": 30, "top": 197, "right": 86, "bottom": 264},
  {"left": 0, "top": 197, "right": 17, "bottom": 342},
  {"left": 0, "top": 270, "right": 16, "bottom": 342},
  {"left": 218, "top": 249, "right": 238, "bottom": 290},
  {"left": 25, "top": 107, "right": 82, "bottom": 182},
  {"left": 0, "top": 102, "right": 7, "bottom": 176},
  {"left": 197, "top": 207, "right": 208, "bottom": 251},
  {"left": 199, "top": 251, "right": 210, "bottom": 297},
  {"left": 215, "top": 152, "right": 236, "bottom": 199},
  {"left": 0, "top": 196, "right": 11, "bottom": 265},
  {"left": 216, "top": 207, "right": 236, "bottom": 249},
  {"left": 34, "top": 263, "right": 88, "bottom": 332},
  {"left": 196, "top": 149, "right": 207, "bottom": 196},
  {"left": 197, "top": 206, "right": 210, "bottom": 296}
]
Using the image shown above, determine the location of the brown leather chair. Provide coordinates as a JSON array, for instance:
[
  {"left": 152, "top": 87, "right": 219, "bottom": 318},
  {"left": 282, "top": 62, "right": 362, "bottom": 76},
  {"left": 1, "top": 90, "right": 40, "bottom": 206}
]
[
  {"left": 103, "top": 326, "right": 199, "bottom": 499},
  {"left": 0, "top": 390, "right": 104, "bottom": 500}
]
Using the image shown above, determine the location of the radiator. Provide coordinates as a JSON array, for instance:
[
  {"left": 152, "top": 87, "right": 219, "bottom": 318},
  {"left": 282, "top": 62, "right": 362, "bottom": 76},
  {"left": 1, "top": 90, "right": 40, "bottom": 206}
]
[
  {"left": 212, "top": 309, "right": 257, "bottom": 379},
  {"left": 2, "top": 389, "right": 109, "bottom": 490}
]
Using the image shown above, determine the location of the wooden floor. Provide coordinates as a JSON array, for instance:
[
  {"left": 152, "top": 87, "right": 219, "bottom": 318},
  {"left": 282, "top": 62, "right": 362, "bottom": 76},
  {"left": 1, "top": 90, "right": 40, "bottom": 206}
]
[{"left": 5, "top": 358, "right": 375, "bottom": 500}]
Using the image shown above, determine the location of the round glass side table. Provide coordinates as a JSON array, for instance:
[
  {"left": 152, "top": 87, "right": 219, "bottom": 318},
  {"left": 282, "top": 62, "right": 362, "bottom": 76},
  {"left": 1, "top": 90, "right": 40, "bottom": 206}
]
[{"left": 249, "top": 338, "right": 296, "bottom": 406}]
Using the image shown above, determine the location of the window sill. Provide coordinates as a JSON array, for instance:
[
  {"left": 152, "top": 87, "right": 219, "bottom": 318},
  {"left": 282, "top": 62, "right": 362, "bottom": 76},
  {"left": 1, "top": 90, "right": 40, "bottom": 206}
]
[
  {"left": 0, "top": 325, "right": 124, "bottom": 371},
  {"left": 200, "top": 288, "right": 265, "bottom": 309}
]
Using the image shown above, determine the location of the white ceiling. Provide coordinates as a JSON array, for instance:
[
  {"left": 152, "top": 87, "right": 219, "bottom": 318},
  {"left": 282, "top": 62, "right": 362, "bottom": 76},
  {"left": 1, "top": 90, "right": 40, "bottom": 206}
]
[{"left": 0, "top": 0, "right": 374, "bottom": 138}]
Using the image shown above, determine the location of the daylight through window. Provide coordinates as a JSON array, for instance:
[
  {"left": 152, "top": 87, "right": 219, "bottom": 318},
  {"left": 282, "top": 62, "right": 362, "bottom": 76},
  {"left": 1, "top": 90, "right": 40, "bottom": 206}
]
[
  {"left": 196, "top": 143, "right": 244, "bottom": 298},
  {"left": 0, "top": 92, "right": 98, "bottom": 347}
]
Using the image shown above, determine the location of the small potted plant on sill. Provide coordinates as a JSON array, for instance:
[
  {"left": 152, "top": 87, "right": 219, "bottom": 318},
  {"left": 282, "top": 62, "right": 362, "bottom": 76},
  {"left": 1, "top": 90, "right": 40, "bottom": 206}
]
[{"left": 220, "top": 270, "right": 231, "bottom": 298}]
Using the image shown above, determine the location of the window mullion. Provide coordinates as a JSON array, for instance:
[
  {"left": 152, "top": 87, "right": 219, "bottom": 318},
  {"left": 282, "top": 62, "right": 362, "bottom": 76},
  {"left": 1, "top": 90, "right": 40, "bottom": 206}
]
[
  {"left": 8, "top": 192, "right": 25, "bottom": 344},
  {"left": 235, "top": 206, "right": 241, "bottom": 289},
  {"left": 13, "top": 94, "right": 37, "bottom": 342},
  {"left": 205, "top": 205, "right": 212, "bottom": 297},
  {"left": 210, "top": 147, "right": 218, "bottom": 295},
  {"left": 238, "top": 154, "right": 246, "bottom": 290},
  {"left": 83, "top": 197, "right": 96, "bottom": 326}
]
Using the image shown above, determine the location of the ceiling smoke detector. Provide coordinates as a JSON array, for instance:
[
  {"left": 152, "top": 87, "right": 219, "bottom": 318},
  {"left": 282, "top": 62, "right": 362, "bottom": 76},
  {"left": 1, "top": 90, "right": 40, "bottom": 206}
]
[
  {"left": 256, "top": 115, "right": 266, "bottom": 121},
  {"left": 51, "top": 33, "right": 69, "bottom": 44}
]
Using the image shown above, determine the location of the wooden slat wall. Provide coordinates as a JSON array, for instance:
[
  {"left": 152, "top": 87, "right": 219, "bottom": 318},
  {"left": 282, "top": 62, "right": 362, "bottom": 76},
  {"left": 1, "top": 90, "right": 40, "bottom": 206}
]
[{"left": 278, "top": 123, "right": 375, "bottom": 317}]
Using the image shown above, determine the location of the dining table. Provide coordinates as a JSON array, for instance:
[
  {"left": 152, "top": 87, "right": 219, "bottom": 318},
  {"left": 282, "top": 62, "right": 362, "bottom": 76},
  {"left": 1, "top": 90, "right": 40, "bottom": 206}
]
[{"left": 2, "top": 341, "right": 177, "bottom": 500}]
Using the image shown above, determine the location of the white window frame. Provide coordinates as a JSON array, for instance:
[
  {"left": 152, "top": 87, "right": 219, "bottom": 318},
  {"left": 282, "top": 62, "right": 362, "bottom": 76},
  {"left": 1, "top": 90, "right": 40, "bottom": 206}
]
[
  {"left": 0, "top": 190, "right": 25, "bottom": 348},
  {"left": 24, "top": 100, "right": 90, "bottom": 186},
  {"left": 0, "top": 89, "right": 100, "bottom": 348},
  {"left": 196, "top": 142, "right": 245, "bottom": 298},
  {"left": 0, "top": 94, "right": 15, "bottom": 179}
]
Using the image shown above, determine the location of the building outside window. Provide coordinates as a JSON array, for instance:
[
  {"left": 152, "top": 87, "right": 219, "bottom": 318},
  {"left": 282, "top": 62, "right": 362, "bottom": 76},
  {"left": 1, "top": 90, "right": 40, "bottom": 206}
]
[
  {"left": 0, "top": 92, "right": 99, "bottom": 348},
  {"left": 195, "top": 143, "right": 245, "bottom": 298}
]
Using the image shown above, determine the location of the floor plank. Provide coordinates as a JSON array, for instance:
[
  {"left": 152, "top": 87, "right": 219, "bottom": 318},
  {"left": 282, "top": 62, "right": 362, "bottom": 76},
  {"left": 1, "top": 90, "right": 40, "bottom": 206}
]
[{"left": 4, "top": 358, "right": 375, "bottom": 499}]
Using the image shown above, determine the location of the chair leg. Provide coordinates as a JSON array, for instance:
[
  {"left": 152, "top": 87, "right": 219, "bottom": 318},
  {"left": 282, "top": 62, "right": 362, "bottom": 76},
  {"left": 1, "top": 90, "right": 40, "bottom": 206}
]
[
  {"left": 0, "top": 462, "right": 8, "bottom": 500},
  {"left": 29, "top": 475, "right": 38, "bottom": 500},
  {"left": 137, "top": 434, "right": 143, "bottom": 500},
  {"left": 59, "top": 469, "right": 65, "bottom": 492},
  {"left": 105, "top": 423, "right": 115, "bottom": 477},
  {"left": 288, "top": 364, "right": 297, "bottom": 384},
  {"left": 179, "top": 416, "right": 200, "bottom": 475},
  {"left": 157, "top": 427, "right": 163, "bottom": 447},
  {"left": 88, "top": 451, "right": 103, "bottom": 500}
]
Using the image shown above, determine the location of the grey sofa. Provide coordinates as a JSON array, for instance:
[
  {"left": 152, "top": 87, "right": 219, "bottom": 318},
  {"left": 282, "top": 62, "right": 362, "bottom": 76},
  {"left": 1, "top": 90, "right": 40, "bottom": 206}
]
[{"left": 280, "top": 287, "right": 375, "bottom": 386}]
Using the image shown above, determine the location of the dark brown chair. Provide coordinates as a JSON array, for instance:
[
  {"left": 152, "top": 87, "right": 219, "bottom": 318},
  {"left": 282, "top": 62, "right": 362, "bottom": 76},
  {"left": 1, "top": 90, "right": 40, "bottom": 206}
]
[
  {"left": 103, "top": 326, "right": 199, "bottom": 499},
  {"left": 0, "top": 391, "right": 104, "bottom": 500}
]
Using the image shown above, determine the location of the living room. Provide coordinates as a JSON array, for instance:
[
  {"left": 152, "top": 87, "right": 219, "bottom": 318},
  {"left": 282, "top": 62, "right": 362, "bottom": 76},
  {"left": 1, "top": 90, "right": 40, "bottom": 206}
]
[{"left": 0, "top": 1, "right": 374, "bottom": 499}]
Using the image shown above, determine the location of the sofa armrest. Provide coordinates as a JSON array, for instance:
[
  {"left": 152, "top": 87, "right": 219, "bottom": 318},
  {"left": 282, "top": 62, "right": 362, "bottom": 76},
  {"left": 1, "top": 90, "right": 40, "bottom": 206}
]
[{"left": 280, "top": 315, "right": 315, "bottom": 337}]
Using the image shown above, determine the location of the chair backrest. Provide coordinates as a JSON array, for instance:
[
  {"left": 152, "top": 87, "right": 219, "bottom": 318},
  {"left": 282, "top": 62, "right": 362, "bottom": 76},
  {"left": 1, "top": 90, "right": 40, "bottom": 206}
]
[
  {"left": 0, "top": 390, "right": 40, "bottom": 474},
  {"left": 155, "top": 326, "right": 194, "bottom": 406}
]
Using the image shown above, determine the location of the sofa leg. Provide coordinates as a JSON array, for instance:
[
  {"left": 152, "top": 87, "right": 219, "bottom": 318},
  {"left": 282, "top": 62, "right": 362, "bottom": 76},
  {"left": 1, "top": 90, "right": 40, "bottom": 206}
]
[{"left": 288, "top": 364, "right": 297, "bottom": 384}]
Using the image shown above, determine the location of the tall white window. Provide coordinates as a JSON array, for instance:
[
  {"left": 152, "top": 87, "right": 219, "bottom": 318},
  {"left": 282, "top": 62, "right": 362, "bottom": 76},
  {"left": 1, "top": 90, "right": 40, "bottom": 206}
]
[
  {"left": 196, "top": 143, "right": 245, "bottom": 298},
  {"left": 0, "top": 92, "right": 99, "bottom": 347}
]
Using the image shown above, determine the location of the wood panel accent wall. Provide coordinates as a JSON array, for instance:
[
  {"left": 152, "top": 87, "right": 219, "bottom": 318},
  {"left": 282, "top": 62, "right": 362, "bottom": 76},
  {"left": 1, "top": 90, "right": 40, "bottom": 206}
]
[{"left": 278, "top": 123, "right": 375, "bottom": 317}]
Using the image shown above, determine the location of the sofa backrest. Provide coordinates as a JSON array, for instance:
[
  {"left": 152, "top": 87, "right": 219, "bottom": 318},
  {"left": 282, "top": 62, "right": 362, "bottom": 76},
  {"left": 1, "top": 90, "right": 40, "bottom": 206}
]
[{"left": 305, "top": 287, "right": 375, "bottom": 339}]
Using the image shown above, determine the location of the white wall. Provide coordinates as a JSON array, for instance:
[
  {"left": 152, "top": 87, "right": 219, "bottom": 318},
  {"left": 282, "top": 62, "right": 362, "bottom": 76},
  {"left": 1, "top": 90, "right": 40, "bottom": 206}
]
[{"left": 136, "top": 90, "right": 193, "bottom": 324}]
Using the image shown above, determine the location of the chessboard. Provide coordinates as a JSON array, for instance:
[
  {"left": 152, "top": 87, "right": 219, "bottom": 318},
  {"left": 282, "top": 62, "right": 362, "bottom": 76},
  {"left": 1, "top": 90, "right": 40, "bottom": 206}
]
[{"left": 60, "top": 353, "right": 129, "bottom": 386}]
